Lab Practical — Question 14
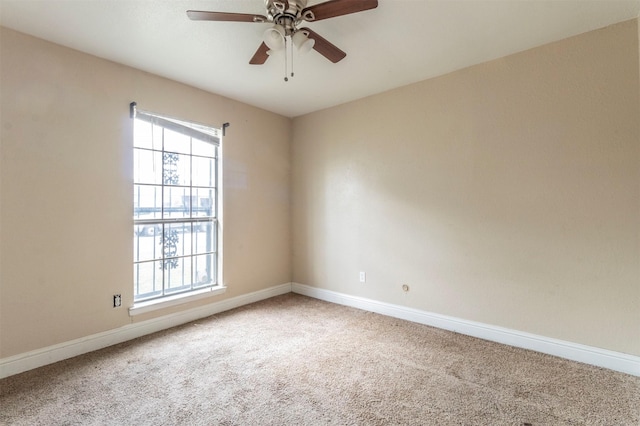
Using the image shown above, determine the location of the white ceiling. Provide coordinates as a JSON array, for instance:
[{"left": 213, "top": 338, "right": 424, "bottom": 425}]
[{"left": 1, "top": 0, "right": 639, "bottom": 117}]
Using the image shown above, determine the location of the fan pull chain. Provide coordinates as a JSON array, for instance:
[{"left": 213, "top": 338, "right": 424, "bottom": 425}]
[
  {"left": 284, "top": 37, "right": 288, "bottom": 82},
  {"left": 290, "top": 37, "right": 295, "bottom": 78}
]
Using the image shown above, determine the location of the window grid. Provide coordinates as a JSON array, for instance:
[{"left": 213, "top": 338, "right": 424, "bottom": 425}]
[{"left": 133, "top": 120, "right": 218, "bottom": 303}]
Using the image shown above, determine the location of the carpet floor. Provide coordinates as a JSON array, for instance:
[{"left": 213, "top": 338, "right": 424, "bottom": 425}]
[{"left": 1, "top": 293, "right": 638, "bottom": 425}]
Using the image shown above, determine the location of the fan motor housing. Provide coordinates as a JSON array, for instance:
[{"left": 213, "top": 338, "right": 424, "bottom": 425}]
[{"left": 265, "top": 0, "right": 308, "bottom": 24}]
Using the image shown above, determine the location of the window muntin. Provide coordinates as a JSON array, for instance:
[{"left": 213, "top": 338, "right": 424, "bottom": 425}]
[{"left": 133, "top": 110, "right": 219, "bottom": 302}]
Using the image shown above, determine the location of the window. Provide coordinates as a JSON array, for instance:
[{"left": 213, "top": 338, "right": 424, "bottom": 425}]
[{"left": 132, "top": 106, "right": 221, "bottom": 304}]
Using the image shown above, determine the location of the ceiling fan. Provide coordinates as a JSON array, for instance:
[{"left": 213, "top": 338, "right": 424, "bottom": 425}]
[{"left": 187, "top": 0, "right": 378, "bottom": 74}]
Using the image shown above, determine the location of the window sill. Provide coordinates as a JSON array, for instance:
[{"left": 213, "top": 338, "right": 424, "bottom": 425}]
[{"left": 129, "top": 286, "right": 227, "bottom": 316}]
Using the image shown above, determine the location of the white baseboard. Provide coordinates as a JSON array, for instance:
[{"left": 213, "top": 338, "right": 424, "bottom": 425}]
[
  {"left": 292, "top": 283, "right": 640, "bottom": 377},
  {"left": 4, "top": 282, "right": 637, "bottom": 379},
  {"left": 0, "top": 283, "right": 293, "bottom": 379}
]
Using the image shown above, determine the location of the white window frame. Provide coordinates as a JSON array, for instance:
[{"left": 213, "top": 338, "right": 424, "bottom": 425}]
[{"left": 129, "top": 105, "right": 224, "bottom": 315}]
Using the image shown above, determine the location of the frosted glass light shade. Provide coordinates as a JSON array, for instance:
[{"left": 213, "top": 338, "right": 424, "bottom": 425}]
[
  {"left": 264, "top": 25, "right": 286, "bottom": 51},
  {"left": 292, "top": 30, "right": 315, "bottom": 54}
]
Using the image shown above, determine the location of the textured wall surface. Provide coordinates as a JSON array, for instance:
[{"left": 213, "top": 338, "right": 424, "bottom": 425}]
[
  {"left": 292, "top": 19, "right": 640, "bottom": 355},
  {"left": 0, "top": 28, "right": 292, "bottom": 357},
  {"left": 1, "top": 19, "right": 638, "bottom": 362}
]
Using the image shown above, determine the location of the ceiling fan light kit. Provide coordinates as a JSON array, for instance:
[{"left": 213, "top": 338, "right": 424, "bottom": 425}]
[
  {"left": 187, "top": 0, "right": 378, "bottom": 80},
  {"left": 263, "top": 24, "right": 286, "bottom": 50},
  {"left": 292, "top": 30, "right": 315, "bottom": 54}
]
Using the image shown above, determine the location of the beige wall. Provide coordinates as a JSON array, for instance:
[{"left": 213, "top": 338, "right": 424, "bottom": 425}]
[
  {"left": 1, "top": 18, "right": 639, "bottom": 362},
  {"left": 292, "top": 19, "right": 640, "bottom": 355},
  {"left": 0, "top": 28, "right": 292, "bottom": 358}
]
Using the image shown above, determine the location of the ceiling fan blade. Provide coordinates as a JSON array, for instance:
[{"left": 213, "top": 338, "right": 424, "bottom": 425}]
[
  {"left": 249, "top": 42, "right": 270, "bottom": 65},
  {"left": 301, "top": 0, "right": 377, "bottom": 22},
  {"left": 186, "top": 10, "right": 268, "bottom": 23},
  {"left": 301, "top": 28, "right": 346, "bottom": 63}
]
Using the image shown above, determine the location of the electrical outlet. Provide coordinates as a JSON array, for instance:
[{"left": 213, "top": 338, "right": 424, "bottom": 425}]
[
  {"left": 113, "top": 294, "right": 122, "bottom": 308},
  {"left": 359, "top": 271, "right": 366, "bottom": 283}
]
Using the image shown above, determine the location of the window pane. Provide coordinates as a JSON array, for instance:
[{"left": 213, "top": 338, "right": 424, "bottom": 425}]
[
  {"left": 192, "top": 139, "right": 216, "bottom": 158},
  {"left": 193, "top": 188, "right": 214, "bottom": 217},
  {"left": 134, "top": 225, "right": 162, "bottom": 262},
  {"left": 134, "top": 260, "right": 163, "bottom": 300},
  {"left": 193, "top": 221, "right": 216, "bottom": 255},
  {"left": 192, "top": 156, "right": 215, "bottom": 187},
  {"left": 162, "top": 222, "right": 192, "bottom": 259},
  {"left": 164, "top": 257, "right": 193, "bottom": 293},
  {"left": 134, "top": 185, "right": 162, "bottom": 220},
  {"left": 163, "top": 127, "right": 191, "bottom": 154},
  {"left": 193, "top": 254, "right": 215, "bottom": 287},
  {"left": 163, "top": 186, "right": 190, "bottom": 218},
  {"left": 162, "top": 152, "right": 190, "bottom": 186},
  {"left": 134, "top": 148, "right": 162, "bottom": 185}
]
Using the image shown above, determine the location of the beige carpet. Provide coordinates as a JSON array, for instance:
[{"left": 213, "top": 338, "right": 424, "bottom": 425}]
[{"left": 1, "top": 293, "right": 638, "bottom": 425}]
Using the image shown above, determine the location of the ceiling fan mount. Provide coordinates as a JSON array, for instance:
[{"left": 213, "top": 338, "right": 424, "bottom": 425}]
[
  {"left": 264, "top": 0, "right": 306, "bottom": 32},
  {"left": 186, "top": 0, "right": 378, "bottom": 68}
]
